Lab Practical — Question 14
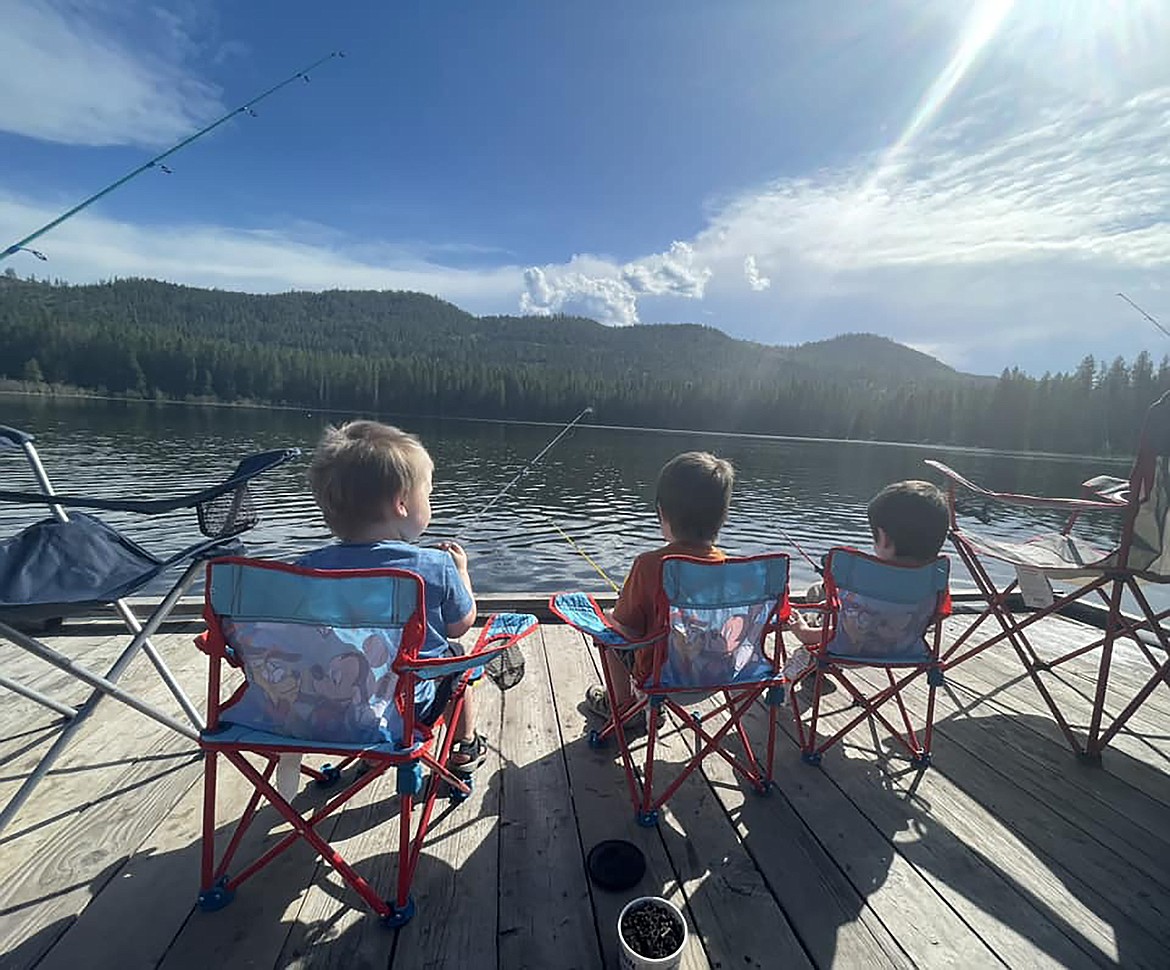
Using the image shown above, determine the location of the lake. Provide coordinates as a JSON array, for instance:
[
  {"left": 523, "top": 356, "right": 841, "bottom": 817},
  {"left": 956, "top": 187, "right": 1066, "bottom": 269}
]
[{"left": 1, "top": 395, "right": 1131, "bottom": 596}]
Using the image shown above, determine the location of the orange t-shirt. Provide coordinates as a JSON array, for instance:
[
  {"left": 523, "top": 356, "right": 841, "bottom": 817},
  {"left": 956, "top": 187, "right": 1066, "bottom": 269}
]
[{"left": 612, "top": 542, "right": 726, "bottom": 680}]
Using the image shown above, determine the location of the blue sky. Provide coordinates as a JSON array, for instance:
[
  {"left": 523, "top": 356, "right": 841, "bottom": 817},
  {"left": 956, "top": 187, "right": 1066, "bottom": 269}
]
[{"left": 1, "top": 1, "right": 1168, "bottom": 376}]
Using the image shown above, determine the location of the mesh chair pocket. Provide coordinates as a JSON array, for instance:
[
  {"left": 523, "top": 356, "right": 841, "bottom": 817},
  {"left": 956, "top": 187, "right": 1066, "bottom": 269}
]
[{"left": 198, "top": 485, "right": 258, "bottom": 538}]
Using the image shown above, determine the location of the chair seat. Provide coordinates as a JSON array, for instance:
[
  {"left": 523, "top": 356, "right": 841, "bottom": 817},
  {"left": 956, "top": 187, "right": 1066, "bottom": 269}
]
[
  {"left": 0, "top": 514, "right": 164, "bottom": 621},
  {"left": 964, "top": 529, "right": 1113, "bottom": 579},
  {"left": 201, "top": 721, "right": 416, "bottom": 757}
]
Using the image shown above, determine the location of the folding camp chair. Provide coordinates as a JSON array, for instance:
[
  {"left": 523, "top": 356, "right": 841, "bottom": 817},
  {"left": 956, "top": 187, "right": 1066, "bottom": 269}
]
[
  {"left": 196, "top": 557, "right": 537, "bottom": 925},
  {"left": 789, "top": 547, "right": 951, "bottom": 767},
  {"left": 0, "top": 423, "right": 297, "bottom": 833},
  {"left": 551, "top": 554, "right": 790, "bottom": 826},
  {"left": 927, "top": 391, "right": 1170, "bottom": 760}
]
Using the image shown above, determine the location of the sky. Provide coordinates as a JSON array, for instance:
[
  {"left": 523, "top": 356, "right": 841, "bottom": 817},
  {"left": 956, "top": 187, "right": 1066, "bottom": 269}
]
[{"left": 1, "top": 0, "right": 1168, "bottom": 377}]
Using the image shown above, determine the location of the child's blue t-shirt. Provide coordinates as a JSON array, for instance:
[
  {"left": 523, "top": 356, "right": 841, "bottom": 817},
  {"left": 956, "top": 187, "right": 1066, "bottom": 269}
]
[{"left": 296, "top": 541, "right": 474, "bottom": 712}]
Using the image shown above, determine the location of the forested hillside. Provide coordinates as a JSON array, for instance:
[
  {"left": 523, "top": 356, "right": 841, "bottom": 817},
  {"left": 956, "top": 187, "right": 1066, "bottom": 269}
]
[{"left": 1, "top": 273, "right": 1165, "bottom": 455}]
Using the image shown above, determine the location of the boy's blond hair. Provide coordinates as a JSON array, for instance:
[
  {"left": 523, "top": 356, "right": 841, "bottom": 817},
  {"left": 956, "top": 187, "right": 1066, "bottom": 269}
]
[
  {"left": 655, "top": 451, "right": 734, "bottom": 544},
  {"left": 308, "top": 421, "right": 432, "bottom": 540}
]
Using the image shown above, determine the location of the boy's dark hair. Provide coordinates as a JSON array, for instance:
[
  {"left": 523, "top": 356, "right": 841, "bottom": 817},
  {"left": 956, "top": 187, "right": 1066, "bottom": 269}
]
[
  {"left": 867, "top": 480, "right": 949, "bottom": 563},
  {"left": 655, "top": 452, "right": 734, "bottom": 544}
]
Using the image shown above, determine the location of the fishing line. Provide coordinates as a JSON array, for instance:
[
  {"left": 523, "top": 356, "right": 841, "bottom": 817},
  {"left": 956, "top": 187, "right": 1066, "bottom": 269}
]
[
  {"left": 458, "top": 406, "right": 594, "bottom": 538},
  {"left": 541, "top": 515, "right": 621, "bottom": 592},
  {"left": 2, "top": 51, "right": 345, "bottom": 263}
]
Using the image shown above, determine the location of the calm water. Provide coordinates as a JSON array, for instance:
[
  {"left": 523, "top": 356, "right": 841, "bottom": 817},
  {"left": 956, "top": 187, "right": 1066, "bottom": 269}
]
[{"left": 1, "top": 395, "right": 1131, "bottom": 596}]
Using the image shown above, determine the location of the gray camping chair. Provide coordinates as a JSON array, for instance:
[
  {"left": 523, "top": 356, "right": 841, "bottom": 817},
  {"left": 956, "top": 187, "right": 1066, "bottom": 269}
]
[{"left": 0, "top": 424, "right": 298, "bottom": 832}]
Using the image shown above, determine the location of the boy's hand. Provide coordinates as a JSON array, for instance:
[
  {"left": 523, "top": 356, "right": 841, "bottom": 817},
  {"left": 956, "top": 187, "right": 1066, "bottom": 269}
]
[{"left": 437, "top": 540, "right": 469, "bottom": 572}]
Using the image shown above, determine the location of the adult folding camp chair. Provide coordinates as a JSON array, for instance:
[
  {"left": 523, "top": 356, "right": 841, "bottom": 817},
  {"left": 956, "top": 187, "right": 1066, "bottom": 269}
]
[
  {"left": 789, "top": 547, "right": 951, "bottom": 767},
  {"left": 551, "top": 554, "right": 790, "bottom": 826},
  {"left": 927, "top": 391, "right": 1170, "bottom": 760},
  {"left": 0, "top": 423, "right": 297, "bottom": 833},
  {"left": 195, "top": 557, "right": 537, "bottom": 925}
]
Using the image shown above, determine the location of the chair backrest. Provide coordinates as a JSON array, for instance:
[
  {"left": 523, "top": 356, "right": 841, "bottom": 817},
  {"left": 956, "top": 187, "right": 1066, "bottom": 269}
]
[
  {"left": 821, "top": 548, "right": 950, "bottom": 661},
  {"left": 1123, "top": 391, "right": 1170, "bottom": 578},
  {"left": 656, "top": 554, "right": 790, "bottom": 689},
  {"left": 204, "top": 559, "right": 426, "bottom": 746}
]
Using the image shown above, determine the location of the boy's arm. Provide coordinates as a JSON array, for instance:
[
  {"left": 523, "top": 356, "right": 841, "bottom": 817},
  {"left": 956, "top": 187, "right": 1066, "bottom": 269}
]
[
  {"left": 437, "top": 541, "right": 477, "bottom": 638},
  {"left": 785, "top": 611, "right": 824, "bottom": 645}
]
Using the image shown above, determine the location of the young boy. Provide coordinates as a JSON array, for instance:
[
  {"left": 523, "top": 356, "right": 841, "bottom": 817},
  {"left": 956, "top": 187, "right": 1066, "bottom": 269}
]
[
  {"left": 286, "top": 421, "right": 483, "bottom": 792},
  {"left": 784, "top": 480, "right": 949, "bottom": 673},
  {"left": 584, "top": 451, "right": 735, "bottom": 725}
]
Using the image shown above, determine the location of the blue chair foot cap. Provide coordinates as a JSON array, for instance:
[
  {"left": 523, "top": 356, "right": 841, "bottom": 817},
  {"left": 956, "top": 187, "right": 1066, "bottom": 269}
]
[
  {"left": 382, "top": 896, "right": 415, "bottom": 928},
  {"left": 910, "top": 752, "right": 932, "bottom": 769},
  {"left": 635, "top": 809, "right": 659, "bottom": 828},
  {"left": 315, "top": 764, "right": 342, "bottom": 788},
  {"left": 197, "top": 876, "right": 235, "bottom": 912},
  {"left": 449, "top": 776, "right": 473, "bottom": 803},
  {"left": 800, "top": 751, "right": 822, "bottom": 766},
  {"left": 587, "top": 729, "right": 608, "bottom": 750},
  {"left": 753, "top": 779, "right": 775, "bottom": 797}
]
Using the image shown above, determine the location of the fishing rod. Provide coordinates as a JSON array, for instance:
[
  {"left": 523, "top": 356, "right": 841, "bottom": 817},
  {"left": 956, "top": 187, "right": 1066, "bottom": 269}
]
[
  {"left": 2, "top": 51, "right": 345, "bottom": 263},
  {"left": 458, "top": 406, "right": 594, "bottom": 538},
  {"left": 1117, "top": 293, "right": 1170, "bottom": 340},
  {"left": 776, "top": 523, "right": 822, "bottom": 575}
]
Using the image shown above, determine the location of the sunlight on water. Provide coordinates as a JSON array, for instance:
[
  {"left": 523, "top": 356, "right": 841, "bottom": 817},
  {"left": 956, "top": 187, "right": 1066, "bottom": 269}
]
[{"left": 1, "top": 397, "right": 1130, "bottom": 597}]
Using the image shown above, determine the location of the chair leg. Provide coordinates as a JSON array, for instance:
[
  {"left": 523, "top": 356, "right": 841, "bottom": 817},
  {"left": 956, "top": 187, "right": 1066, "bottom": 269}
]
[{"left": 0, "top": 671, "right": 77, "bottom": 719}]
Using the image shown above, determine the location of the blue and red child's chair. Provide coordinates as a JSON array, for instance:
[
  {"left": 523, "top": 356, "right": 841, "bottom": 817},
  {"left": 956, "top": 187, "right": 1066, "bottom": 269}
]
[
  {"left": 551, "top": 554, "right": 791, "bottom": 826},
  {"left": 926, "top": 390, "right": 1170, "bottom": 760},
  {"left": 195, "top": 557, "right": 537, "bottom": 926},
  {"left": 788, "top": 547, "right": 951, "bottom": 767}
]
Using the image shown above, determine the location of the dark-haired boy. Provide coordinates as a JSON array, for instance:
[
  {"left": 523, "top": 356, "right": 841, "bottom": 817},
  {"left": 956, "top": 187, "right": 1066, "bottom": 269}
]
[
  {"left": 584, "top": 451, "right": 735, "bottom": 725},
  {"left": 784, "top": 480, "right": 949, "bottom": 675}
]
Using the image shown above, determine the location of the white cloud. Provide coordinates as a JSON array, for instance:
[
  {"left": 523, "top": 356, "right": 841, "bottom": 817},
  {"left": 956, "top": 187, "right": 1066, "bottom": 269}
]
[
  {"left": 0, "top": 193, "right": 524, "bottom": 311},
  {"left": 0, "top": 1, "right": 221, "bottom": 147},
  {"left": 743, "top": 255, "right": 771, "bottom": 291},
  {"left": 521, "top": 241, "right": 711, "bottom": 325}
]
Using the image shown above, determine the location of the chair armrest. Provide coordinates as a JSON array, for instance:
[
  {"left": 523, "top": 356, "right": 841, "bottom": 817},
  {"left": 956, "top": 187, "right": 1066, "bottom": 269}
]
[
  {"left": 0, "top": 425, "right": 33, "bottom": 453},
  {"left": 548, "top": 592, "right": 661, "bottom": 650},
  {"left": 925, "top": 460, "right": 1124, "bottom": 512},
  {"left": 397, "top": 612, "right": 538, "bottom": 679}
]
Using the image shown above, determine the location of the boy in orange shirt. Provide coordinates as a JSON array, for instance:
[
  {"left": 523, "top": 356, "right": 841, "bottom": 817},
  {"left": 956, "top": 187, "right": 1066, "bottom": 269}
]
[{"left": 584, "top": 451, "right": 734, "bottom": 725}]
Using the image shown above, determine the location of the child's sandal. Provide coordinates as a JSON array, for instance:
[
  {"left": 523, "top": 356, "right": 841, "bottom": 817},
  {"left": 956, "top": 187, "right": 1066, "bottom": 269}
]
[{"left": 449, "top": 732, "right": 487, "bottom": 777}]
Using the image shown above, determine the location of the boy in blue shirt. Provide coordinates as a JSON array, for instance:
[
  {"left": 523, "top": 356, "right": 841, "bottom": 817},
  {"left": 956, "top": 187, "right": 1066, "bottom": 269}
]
[{"left": 296, "top": 420, "right": 484, "bottom": 780}]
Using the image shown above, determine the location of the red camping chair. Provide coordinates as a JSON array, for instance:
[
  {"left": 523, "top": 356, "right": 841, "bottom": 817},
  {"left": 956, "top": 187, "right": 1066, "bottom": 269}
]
[
  {"left": 195, "top": 558, "right": 537, "bottom": 926},
  {"left": 789, "top": 547, "right": 951, "bottom": 767},
  {"left": 927, "top": 391, "right": 1170, "bottom": 761},
  {"left": 551, "top": 554, "right": 790, "bottom": 826}
]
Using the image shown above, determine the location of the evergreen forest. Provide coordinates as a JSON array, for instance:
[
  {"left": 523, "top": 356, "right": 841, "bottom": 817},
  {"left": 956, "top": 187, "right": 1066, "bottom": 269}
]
[{"left": 1, "top": 272, "right": 1165, "bottom": 457}]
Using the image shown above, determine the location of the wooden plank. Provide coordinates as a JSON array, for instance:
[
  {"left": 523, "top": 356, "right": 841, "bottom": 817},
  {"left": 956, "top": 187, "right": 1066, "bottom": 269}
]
[
  {"left": 651, "top": 718, "right": 814, "bottom": 970},
  {"left": 0, "top": 629, "right": 204, "bottom": 859},
  {"left": 497, "top": 625, "right": 603, "bottom": 970},
  {"left": 155, "top": 759, "right": 342, "bottom": 970},
  {"left": 277, "top": 633, "right": 506, "bottom": 970},
  {"left": 389, "top": 676, "right": 504, "bottom": 970},
  {"left": 32, "top": 764, "right": 249, "bottom": 970},
  {"left": 944, "top": 637, "right": 1170, "bottom": 807},
  {"left": 692, "top": 711, "right": 912, "bottom": 969},
  {"left": 843, "top": 665, "right": 1170, "bottom": 967},
  {"left": 543, "top": 624, "right": 708, "bottom": 970},
  {"left": 0, "top": 736, "right": 200, "bottom": 969},
  {"left": 745, "top": 707, "right": 1002, "bottom": 967}
]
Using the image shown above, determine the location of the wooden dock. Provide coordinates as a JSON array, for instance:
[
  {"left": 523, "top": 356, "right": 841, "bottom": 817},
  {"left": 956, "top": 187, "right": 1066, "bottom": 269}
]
[{"left": 0, "top": 612, "right": 1167, "bottom": 969}]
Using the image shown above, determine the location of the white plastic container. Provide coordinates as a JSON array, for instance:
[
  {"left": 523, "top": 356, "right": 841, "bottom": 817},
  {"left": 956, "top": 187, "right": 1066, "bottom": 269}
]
[{"left": 617, "top": 896, "right": 688, "bottom": 970}]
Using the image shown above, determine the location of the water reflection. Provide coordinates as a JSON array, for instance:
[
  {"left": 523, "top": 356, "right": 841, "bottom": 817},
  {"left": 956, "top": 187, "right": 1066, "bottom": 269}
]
[{"left": 1, "top": 396, "right": 1131, "bottom": 595}]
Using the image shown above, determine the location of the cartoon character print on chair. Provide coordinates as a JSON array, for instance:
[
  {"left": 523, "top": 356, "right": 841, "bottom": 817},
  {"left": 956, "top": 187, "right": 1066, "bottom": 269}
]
[
  {"left": 828, "top": 591, "right": 934, "bottom": 660},
  {"left": 223, "top": 620, "right": 403, "bottom": 744},
  {"left": 662, "top": 601, "right": 774, "bottom": 688}
]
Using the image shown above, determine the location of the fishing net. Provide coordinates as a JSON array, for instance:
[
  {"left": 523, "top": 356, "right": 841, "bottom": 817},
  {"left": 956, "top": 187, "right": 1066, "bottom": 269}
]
[{"left": 485, "top": 642, "right": 526, "bottom": 691}]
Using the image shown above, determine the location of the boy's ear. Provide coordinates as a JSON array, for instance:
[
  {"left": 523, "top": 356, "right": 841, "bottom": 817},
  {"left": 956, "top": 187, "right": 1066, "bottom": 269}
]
[
  {"left": 391, "top": 492, "right": 410, "bottom": 519},
  {"left": 873, "top": 526, "right": 896, "bottom": 558}
]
